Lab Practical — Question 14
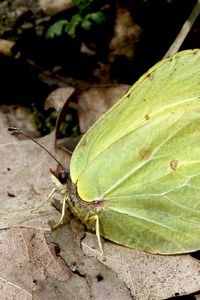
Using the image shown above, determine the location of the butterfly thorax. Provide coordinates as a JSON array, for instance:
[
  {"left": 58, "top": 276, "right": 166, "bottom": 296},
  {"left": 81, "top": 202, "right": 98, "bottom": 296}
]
[{"left": 66, "top": 179, "right": 106, "bottom": 231}]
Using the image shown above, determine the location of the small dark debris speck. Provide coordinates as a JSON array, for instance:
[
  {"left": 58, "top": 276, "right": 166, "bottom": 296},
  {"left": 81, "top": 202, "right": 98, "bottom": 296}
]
[
  {"left": 54, "top": 244, "right": 60, "bottom": 255},
  {"left": 96, "top": 274, "right": 104, "bottom": 282},
  {"left": 7, "top": 191, "right": 16, "bottom": 197}
]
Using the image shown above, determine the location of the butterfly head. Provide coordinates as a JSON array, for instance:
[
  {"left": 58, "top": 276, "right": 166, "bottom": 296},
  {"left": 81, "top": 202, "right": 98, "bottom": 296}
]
[{"left": 50, "top": 163, "right": 68, "bottom": 184}]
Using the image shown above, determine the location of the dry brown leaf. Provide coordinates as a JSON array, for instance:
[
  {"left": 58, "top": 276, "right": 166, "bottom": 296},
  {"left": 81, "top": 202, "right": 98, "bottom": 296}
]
[
  {"left": 0, "top": 127, "right": 67, "bottom": 230},
  {"left": 48, "top": 215, "right": 132, "bottom": 300},
  {"left": 0, "top": 39, "right": 17, "bottom": 57},
  {"left": 39, "top": 0, "right": 74, "bottom": 16},
  {"left": 77, "top": 84, "right": 130, "bottom": 133},
  {"left": 0, "top": 228, "right": 70, "bottom": 299},
  {"left": 109, "top": 7, "right": 142, "bottom": 61},
  {"left": 54, "top": 84, "right": 130, "bottom": 147},
  {"left": 82, "top": 233, "right": 200, "bottom": 300},
  {"left": 44, "top": 87, "right": 75, "bottom": 112}
]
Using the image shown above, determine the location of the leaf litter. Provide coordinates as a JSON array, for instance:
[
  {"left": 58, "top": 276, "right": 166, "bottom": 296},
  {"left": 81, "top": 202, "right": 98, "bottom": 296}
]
[{"left": 1, "top": 102, "right": 200, "bottom": 299}]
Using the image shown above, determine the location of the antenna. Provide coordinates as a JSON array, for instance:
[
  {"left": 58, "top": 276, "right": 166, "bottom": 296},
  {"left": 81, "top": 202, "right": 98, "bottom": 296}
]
[{"left": 8, "top": 127, "right": 68, "bottom": 184}]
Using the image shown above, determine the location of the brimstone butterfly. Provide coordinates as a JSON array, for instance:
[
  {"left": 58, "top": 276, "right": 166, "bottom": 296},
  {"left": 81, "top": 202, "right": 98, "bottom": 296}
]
[{"left": 9, "top": 49, "right": 200, "bottom": 255}]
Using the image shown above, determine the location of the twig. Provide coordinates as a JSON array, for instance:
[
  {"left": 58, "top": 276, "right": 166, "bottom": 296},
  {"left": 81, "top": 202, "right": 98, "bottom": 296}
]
[{"left": 163, "top": 0, "right": 200, "bottom": 58}]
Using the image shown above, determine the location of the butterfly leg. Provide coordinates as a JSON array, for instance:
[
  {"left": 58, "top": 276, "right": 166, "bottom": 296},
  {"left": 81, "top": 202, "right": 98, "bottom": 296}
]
[
  {"left": 89, "top": 215, "right": 105, "bottom": 260},
  {"left": 51, "top": 197, "right": 67, "bottom": 229},
  {"left": 31, "top": 188, "right": 56, "bottom": 213}
]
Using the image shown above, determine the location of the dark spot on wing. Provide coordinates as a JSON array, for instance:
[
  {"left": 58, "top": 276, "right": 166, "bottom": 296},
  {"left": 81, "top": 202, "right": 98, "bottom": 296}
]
[
  {"left": 170, "top": 159, "right": 178, "bottom": 171},
  {"left": 80, "top": 138, "right": 88, "bottom": 147},
  {"left": 145, "top": 114, "right": 150, "bottom": 120},
  {"left": 138, "top": 147, "right": 153, "bottom": 160},
  {"left": 147, "top": 73, "right": 154, "bottom": 81}
]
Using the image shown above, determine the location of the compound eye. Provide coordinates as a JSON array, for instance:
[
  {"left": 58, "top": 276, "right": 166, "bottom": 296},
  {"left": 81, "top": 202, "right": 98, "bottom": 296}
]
[{"left": 58, "top": 170, "right": 68, "bottom": 184}]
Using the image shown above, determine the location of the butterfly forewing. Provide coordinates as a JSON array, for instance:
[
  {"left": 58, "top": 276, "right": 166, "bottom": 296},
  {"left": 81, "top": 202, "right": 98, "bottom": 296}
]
[{"left": 70, "top": 50, "right": 200, "bottom": 254}]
